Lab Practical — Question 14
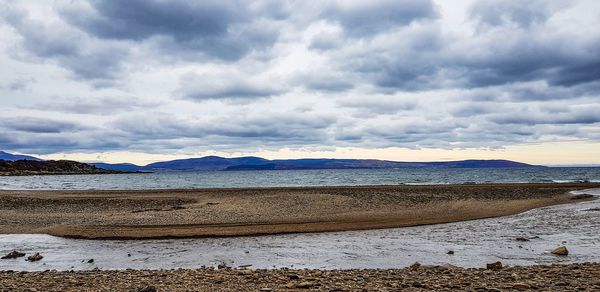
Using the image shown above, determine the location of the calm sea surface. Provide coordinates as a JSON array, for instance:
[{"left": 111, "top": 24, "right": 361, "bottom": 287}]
[{"left": 1, "top": 167, "right": 599, "bottom": 190}]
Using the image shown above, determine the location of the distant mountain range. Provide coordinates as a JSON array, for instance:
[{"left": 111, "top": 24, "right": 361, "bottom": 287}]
[
  {"left": 0, "top": 151, "right": 544, "bottom": 173},
  {"left": 90, "top": 156, "right": 542, "bottom": 172}
]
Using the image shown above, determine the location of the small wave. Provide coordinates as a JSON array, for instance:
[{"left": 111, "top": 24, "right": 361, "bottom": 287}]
[{"left": 552, "top": 179, "right": 591, "bottom": 183}]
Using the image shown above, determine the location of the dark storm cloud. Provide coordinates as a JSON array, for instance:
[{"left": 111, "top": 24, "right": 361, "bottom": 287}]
[{"left": 62, "top": 0, "right": 282, "bottom": 61}]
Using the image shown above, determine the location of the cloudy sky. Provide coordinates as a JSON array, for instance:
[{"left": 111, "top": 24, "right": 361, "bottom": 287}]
[{"left": 1, "top": 0, "right": 599, "bottom": 165}]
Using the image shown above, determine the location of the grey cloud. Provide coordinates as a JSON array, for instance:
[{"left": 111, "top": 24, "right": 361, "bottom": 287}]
[
  {"left": 0, "top": 1, "right": 599, "bottom": 156},
  {"left": 178, "top": 73, "right": 284, "bottom": 101},
  {"left": 112, "top": 113, "right": 335, "bottom": 142},
  {"left": 1, "top": 5, "right": 129, "bottom": 84},
  {"left": 293, "top": 72, "right": 354, "bottom": 92},
  {"left": 28, "top": 97, "right": 162, "bottom": 115},
  {"left": 489, "top": 105, "right": 600, "bottom": 125},
  {"left": 470, "top": 0, "right": 569, "bottom": 28},
  {"left": 62, "top": 0, "right": 282, "bottom": 61},
  {"left": 0, "top": 117, "right": 86, "bottom": 133},
  {"left": 3, "top": 78, "right": 34, "bottom": 92},
  {"left": 324, "top": 0, "right": 438, "bottom": 37},
  {"left": 337, "top": 97, "right": 417, "bottom": 115},
  {"left": 549, "top": 60, "right": 600, "bottom": 87},
  {"left": 308, "top": 31, "right": 344, "bottom": 51}
]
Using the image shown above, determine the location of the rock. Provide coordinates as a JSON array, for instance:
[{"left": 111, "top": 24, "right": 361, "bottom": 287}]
[
  {"left": 259, "top": 288, "right": 272, "bottom": 292},
  {"left": 584, "top": 208, "right": 600, "bottom": 212},
  {"left": 237, "top": 269, "right": 254, "bottom": 275},
  {"left": 447, "top": 250, "right": 455, "bottom": 255},
  {"left": 87, "top": 259, "right": 94, "bottom": 263},
  {"left": 1, "top": 251, "right": 26, "bottom": 259},
  {"left": 439, "top": 263, "right": 458, "bottom": 270},
  {"left": 486, "top": 261, "right": 503, "bottom": 270},
  {"left": 512, "top": 283, "right": 530, "bottom": 290},
  {"left": 288, "top": 274, "right": 301, "bottom": 280},
  {"left": 516, "top": 237, "right": 530, "bottom": 242},
  {"left": 409, "top": 262, "right": 422, "bottom": 269},
  {"left": 296, "top": 281, "right": 316, "bottom": 288},
  {"left": 217, "top": 262, "right": 228, "bottom": 269},
  {"left": 551, "top": 246, "right": 569, "bottom": 256},
  {"left": 27, "top": 253, "right": 43, "bottom": 262},
  {"left": 137, "top": 287, "right": 157, "bottom": 292}
]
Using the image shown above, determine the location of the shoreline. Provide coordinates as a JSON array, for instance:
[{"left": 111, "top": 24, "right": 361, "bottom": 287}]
[
  {"left": 0, "top": 183, "right": 598, "bottom": 239},
  {"left": 1, "top": 263, "right": 599, "bottom": 291}
]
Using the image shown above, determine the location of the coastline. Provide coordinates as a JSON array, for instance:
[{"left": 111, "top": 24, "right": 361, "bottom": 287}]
[
  {"left": 1, "top": 263, "right": 599, "bottom": 291},
  {"left": 0, "top": 183, "right": 597, "bottom": 239}
]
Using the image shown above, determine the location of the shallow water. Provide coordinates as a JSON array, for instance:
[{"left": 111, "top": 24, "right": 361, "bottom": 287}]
[
  {"left": 1, "top": 189, "right": 598, "bottom": 271},
  {"left": 1, "top": 167, "right": 599, "bottom": 190}
]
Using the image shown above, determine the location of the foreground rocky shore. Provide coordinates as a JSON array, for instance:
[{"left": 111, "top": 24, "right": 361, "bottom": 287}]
[{"left": 1, "top": 262, "right": 599, "bottom": 291}]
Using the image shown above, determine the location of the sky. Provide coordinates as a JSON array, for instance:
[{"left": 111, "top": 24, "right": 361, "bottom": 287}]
[{"left": 0, "top": 0, "right": 599, "bottom": 165}]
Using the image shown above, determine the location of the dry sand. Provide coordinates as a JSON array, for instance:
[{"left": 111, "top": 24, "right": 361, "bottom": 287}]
[{"left": 0, "top": 183, "right": 597, "bottom": 239}]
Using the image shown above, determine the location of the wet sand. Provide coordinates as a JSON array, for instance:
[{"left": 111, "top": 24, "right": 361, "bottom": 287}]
[
  {"left": 1, "top": 263, "right": 599, "bottom": 291},
  {"left": 0, "top": 183, "right": 597, "bottom": 239}
]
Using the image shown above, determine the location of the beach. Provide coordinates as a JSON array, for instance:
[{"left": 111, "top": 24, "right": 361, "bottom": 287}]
[
  {"left": 0, "top": 183, "right": 597, "bottom": 239},
  {"left": 1, "top": 263, "right": 599, "bottom": 291}
]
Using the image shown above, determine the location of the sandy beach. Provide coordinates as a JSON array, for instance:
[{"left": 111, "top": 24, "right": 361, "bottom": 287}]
[{"left": 0, "top": 183, "right": 597, "bottom": 239}]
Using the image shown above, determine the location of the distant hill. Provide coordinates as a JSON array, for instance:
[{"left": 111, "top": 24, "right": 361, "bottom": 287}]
[
  {"left": 0, "top": 151, "right": 43, "bottom": 161},
  {"left": 0, "top": 160, "right": 125, "bottom": 176},
  {"left": 145, "top": 156, "right": 270, "bottom": 171},
  {"left": 94, "top": 156, "right": 542, "bottom": 172},
  {"left": 90, "top": 162, "right": 147, "bottom": 172}
]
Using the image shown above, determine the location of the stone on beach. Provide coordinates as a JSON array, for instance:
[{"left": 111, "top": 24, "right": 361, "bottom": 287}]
[
  {"left": 551, "top": 246, "right": 569, "bottom": 256},
  {"left": 26, "top": 253, "right": 43, "bottom": 262},
  {"left": 1, "top": 251, "right": 26, "bottom": 259},
  {"left": 486, "top": 261, "right": 503, "bottom": 270}
]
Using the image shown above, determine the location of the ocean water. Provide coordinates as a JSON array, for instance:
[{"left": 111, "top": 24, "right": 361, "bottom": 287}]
[
  {"left": 1, "top": 188, "right": 598, "bottom": 271},
  {"left": 1, "top": 167, "right": 600, "bottom": 190}
]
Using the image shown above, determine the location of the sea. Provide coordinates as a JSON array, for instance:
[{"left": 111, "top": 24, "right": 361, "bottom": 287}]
[
  {"left": 1, "top": 167, "right": 600, "bottom": 190},
  {"left": 0, "top": 167, "right": 599, "bottom": 271}
]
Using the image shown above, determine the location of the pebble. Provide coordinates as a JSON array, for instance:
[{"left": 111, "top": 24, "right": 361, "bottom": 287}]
[{"left": 0, "top": 262, "right": 598, "bottom": 291}]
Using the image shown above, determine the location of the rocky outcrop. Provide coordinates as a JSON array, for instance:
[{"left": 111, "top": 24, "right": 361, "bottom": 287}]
[
  {"left": 0, "top": 159, "right": 127, "bottom": 176},
  {"left": 1, "top": 251, "right": 25, "bottom": 259}
]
